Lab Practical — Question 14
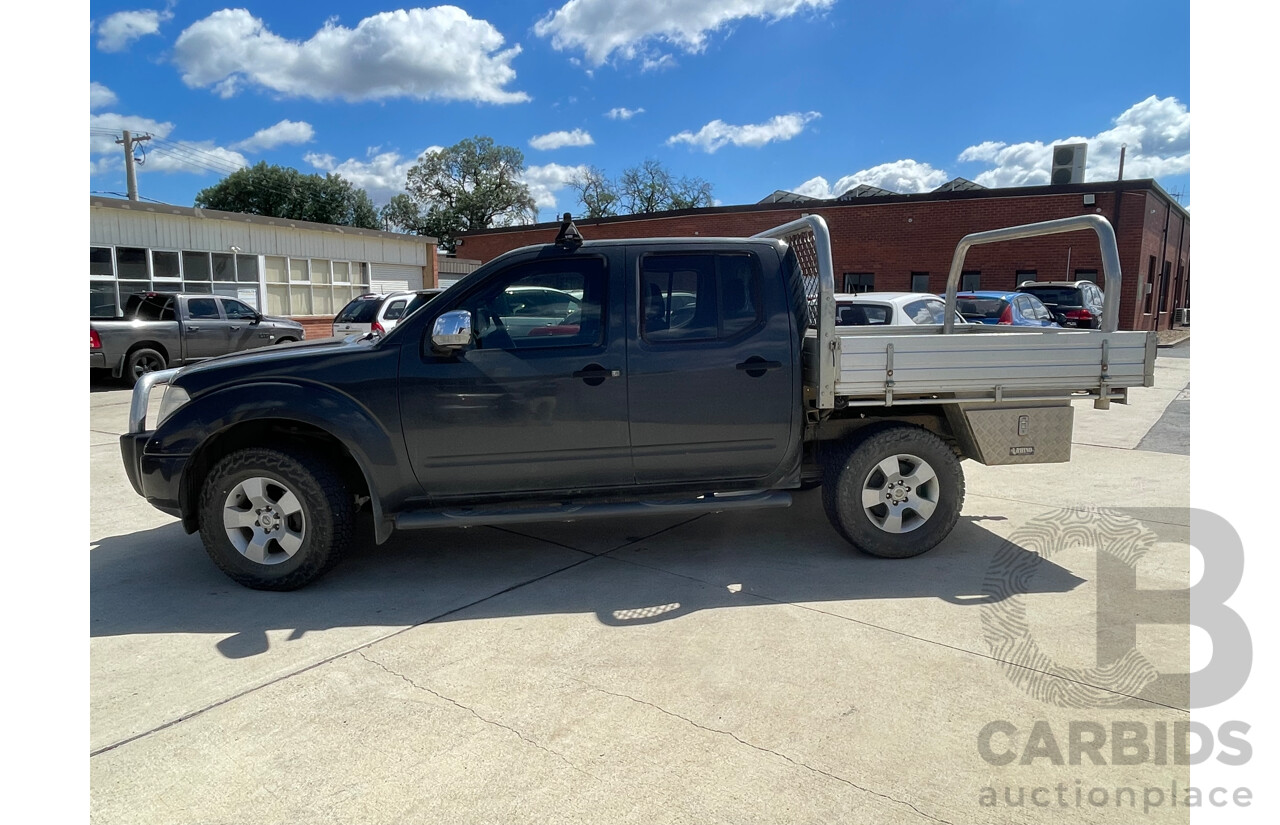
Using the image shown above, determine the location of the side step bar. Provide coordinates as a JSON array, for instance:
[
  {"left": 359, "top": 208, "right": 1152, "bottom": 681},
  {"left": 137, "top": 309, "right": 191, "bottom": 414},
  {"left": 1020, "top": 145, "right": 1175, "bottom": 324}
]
[{"left": 394, "top": 491, "right": 793, "bottom": 531}]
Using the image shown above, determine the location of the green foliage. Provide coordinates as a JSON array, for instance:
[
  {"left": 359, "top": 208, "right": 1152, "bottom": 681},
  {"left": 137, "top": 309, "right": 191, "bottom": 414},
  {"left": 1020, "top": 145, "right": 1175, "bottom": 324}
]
[
  {"left": 405, "top": 137, "right": 537, "bottom": 252},
  {"left": 193, "top": 162, "right": 381, "bottom": 230},
  {"left": 378, "top": 194, "right": 425, "bottom": 234}
]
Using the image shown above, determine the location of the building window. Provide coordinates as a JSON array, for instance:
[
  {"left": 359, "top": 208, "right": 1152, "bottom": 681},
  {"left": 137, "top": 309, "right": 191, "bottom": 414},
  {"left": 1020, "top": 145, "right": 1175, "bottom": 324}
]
[
  {"left": 910, "top": 272, "right": 929, "bottom": 292},
  {"left": 152, "top": 250, "right": 181, "bottom": 281},
  {"left": 116, "top": 247, "right": 148, "bottom": 280},
  {"left": 1016, "top": 270, "right": 1037, "bottom": 287},
  {"left": 262, "top": 255, "right": 368, "bottom": 316},
  {"left": 1074, "top": 269, "right": 1098, "bottom": 284},
  {"left": 961, "top": 271, "right": 981, "bottom": 291},
  {"left": 842, "top": 273, "right": 875, "bottom": 294},
  {"left": 182, "top": 251, "right": 211, "bottom": 281},
  {"left": 211, "top": 253, "right": 235, "bottom": 282},
  {"left": 90, "top": 246, "right": 114, "bottom": 277},
  {"left": 1158, "top": 262, "right": 1171, "bottom": 313},
  {"left": 1144, "top": 255, "right": 1156, "bottom": 314}
]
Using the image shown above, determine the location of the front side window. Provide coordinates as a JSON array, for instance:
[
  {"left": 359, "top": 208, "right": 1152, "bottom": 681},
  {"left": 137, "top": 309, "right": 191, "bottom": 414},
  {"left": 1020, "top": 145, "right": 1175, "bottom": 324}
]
[
  {"left": 460, "top": 257, "right": 604, "bottom": 350},
  {"left": 223, "top": 299, "right": 257, "bottom": 319},
  {"left": 641, "top": 252, "right": 762, "bottom": 343}
]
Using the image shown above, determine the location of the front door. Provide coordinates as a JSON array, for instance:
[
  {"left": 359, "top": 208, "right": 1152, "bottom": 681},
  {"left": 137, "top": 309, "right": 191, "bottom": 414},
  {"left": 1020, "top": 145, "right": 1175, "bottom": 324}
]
[
  {"left": 182, "top": 296, "right": 231, "bottom": 359},
  {"left": 399, "top": 250, "right": 633, "bottom": 499},
  {"left": 625, "top": 246, "right": 797, "bottom": 485}
]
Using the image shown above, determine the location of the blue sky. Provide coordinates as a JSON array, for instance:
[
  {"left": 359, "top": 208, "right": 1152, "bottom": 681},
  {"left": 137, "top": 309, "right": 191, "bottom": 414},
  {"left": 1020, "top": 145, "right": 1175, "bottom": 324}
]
[{"left": 89, "top": 1, "right": 1191, "bottom": 221}]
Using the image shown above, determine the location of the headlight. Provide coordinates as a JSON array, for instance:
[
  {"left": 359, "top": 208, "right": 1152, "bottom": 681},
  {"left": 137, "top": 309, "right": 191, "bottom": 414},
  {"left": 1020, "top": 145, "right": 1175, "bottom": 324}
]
[{"left": 155, "top": 384, "right": 191, "bottom": 428}]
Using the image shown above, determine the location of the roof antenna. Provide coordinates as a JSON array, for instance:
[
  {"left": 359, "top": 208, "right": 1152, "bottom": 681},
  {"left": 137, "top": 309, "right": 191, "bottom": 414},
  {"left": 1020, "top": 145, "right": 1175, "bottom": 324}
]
[{"left": 554, "top": 212, "right": 583, "bottom": 249}]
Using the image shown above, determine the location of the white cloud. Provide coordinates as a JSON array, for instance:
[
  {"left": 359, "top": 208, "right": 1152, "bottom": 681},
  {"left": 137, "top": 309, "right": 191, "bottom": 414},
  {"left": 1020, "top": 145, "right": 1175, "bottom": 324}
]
[
  {"left": 173, "top": 7, "right": 528, "bottom": 104},
  {"left": 791, "top": 159, "right": 949, "bottom": 197},
  {"left": 90, "top": 82, "right": 117, "bottom": 110},
  {"left": 529, "top": 129, "right": 594, "bottom": 151},
  {"left": 522, "top": 162, "right": 589, "bottom": 218},
  {"left": 667, "top": 111, "right": 819, "bottom": 152},
  {"left": 959, "top": 96, "right": 1190, "bottom": 187},
  {"left": 606, "top": 106, "right": 644, "bottom": 120},
  {"left": 535, "top": 0, "right": 835, "bottom": 67},
  {"left": 304, "top": 146, "right": 443, "bottom": 204},
  {"left": 96, "top": 7, "right": 173, "bottom": 52},
  {"left": 232, "top": 120, "right": 316, "bottom": 152}
]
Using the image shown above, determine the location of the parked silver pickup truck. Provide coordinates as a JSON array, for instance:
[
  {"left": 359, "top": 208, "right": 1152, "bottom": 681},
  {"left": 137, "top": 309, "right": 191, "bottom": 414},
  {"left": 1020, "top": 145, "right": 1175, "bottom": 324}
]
[{"left": 91, "top": 292, "right": 305, "bottom": 385}]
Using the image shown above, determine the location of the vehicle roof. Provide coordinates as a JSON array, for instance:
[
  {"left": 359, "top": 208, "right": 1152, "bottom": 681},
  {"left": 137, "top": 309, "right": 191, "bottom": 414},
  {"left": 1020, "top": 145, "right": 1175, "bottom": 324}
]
[
  {"left": 956, "top": 290, "right": 1021, "bottom": 299},
  {"left": 833, "top": 291, "right": 943, "bottom": 305},
  {"left": 1017, "top": 281, "right": 1095, "bottom": 288}
]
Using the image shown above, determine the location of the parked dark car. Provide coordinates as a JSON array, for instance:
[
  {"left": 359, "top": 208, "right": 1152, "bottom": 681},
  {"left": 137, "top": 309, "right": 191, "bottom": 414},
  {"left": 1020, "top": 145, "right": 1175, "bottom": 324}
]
[
  {"left": 91, "top": 292, "right": 305, "bottom": 385},
  {"left": 955, "top": 291, "right": 1059, "bottom": 327},
  {"left": 1015, "top": 280, "right": 1105, "bottom": 328}
]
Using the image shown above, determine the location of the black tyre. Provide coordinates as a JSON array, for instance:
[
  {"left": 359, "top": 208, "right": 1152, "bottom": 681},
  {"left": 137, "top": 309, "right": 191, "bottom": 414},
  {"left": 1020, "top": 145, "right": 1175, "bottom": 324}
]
[
  {"left": 274, "top": 337, "right": 297, "bottom": 345},
  {"left": 125, "top": 347, "right": 167, "bottom": 386},
  {"left": 198, "top": 448, "right": 353, "bottom": 590},
  {"left": 822, "top": 425, "right": 964, "bottom": 559}
]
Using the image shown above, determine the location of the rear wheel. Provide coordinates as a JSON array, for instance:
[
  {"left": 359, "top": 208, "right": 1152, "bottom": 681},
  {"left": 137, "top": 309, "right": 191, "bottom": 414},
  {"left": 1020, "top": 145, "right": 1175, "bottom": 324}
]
[
  {"left": 823, "top": 425, "right": 964, "bottom": 558},
  {"left": 198, "top": 448, "right": 353, "bottom": 590},
  {"left": 125, "top": 347, "right": 166, "bottom": 386}
]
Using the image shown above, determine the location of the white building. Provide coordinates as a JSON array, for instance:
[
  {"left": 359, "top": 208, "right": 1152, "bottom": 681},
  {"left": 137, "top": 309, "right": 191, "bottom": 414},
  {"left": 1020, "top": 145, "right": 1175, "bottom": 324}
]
[{"left": 89, "top": 197, "right": 439, "bottom": 322}]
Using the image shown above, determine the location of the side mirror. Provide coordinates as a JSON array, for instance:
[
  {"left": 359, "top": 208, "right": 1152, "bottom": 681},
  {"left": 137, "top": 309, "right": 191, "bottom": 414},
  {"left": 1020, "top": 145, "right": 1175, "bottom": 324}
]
[
  {"left": 251, "top": 313, "right": 263, "bottom": 325},
  {"left": 431, "top": 310, "right": 473, "bottom": 352}
]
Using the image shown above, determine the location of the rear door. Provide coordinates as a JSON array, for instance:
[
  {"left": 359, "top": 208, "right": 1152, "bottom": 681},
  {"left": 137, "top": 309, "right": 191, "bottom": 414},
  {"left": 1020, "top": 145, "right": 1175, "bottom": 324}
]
[
  {"left": 399, "top": 248, "right": 633, "bottom": 498},
  {"left": 181, "top": 296, "right": 232, "bottom": 358},
  {"left": 625, "top": 244, "right": 798, "bottom": 485}
]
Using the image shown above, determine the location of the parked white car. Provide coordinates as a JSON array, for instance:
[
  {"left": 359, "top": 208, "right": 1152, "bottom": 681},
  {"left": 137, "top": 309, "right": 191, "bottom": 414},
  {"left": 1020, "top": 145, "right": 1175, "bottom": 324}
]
[
  {"left": 834, "top": 292, "right": 967, "bottom": 327},
  {"left": 332, "top": 289, "right": 445, "bottom": 338}
]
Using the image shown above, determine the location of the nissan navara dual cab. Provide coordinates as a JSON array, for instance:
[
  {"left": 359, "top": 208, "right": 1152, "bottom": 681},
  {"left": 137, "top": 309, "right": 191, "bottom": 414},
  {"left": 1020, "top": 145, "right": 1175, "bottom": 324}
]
[{"left": 121, "top": 214, "right": 1156, "bottom": 590}]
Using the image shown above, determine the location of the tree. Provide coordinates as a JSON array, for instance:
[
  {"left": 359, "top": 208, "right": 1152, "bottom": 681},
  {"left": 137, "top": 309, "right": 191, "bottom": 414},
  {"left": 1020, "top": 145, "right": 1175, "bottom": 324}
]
[
  {"left": 404, "top": 137, "right": 537, "bottom": 252},
  {"left": 194, "top": 162, "right": 381, "bottom": 229},
  {"left": 567, "top": 165, "right": 620, "bottom": 219},
  {"left": 379, "top": 193, "right": 425, "bottom": 233},
  {"left": 618, "top": 159, "right": 715, "bottom": 214}
]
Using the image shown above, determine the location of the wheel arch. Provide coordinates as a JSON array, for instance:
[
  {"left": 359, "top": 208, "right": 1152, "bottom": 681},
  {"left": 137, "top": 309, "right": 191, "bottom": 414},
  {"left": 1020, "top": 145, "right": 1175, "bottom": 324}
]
[{"left": 154, "top": 382, "right": 406, "bottom": 544}]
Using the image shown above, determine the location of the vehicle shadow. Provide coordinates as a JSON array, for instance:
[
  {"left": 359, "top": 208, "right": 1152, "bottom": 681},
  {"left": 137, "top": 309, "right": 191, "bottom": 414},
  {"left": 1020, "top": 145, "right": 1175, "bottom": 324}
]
[{"left": 90, "top": 490, "right": 1084, "bottom": 658}]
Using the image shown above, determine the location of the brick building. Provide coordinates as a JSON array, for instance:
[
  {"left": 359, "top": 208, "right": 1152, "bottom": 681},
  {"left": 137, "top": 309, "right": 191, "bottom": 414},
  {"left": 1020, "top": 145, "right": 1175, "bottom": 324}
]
[{"left": 456, "top": 179, "right": 1189, "bottom": 331}]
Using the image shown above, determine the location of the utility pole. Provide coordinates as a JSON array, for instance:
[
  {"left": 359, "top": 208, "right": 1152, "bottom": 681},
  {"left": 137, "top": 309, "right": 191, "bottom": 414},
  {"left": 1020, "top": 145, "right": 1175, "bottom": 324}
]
[{"left": 116, "top": 130, "right": 151, "bottom": 201}]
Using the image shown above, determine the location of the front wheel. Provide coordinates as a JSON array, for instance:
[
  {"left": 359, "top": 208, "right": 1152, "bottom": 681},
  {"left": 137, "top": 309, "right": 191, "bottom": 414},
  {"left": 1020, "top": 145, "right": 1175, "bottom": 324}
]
[
  {"left": 823, "top": 426, "right": 964, "bottom": 558},
  {"left": 198, "top": 448, "right": 354, "bottom": 590}
]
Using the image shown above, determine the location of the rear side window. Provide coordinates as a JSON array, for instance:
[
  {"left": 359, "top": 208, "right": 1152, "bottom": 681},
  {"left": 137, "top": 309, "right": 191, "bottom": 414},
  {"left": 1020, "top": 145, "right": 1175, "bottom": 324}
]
[
  {"left": 903, "top": 298, "right": 947, "bottom": 324},
  {"left": 382, "top": 299, "right": 409, "bottom": 321},
  {"left": 836, "top": 303, "right": 891, "bottom": 325},
  {"left": 335, "top": 298, "right": 381, "bottom": 323},
  {"left": 641, "top": 252, "right": 762, "bottom": 343}
]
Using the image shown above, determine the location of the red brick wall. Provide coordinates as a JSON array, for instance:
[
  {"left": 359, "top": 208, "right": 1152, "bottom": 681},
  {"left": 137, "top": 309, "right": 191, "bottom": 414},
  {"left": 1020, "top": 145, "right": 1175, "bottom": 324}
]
[{"left": 457, "top": 187, "right": 1188, "bottom": 331}]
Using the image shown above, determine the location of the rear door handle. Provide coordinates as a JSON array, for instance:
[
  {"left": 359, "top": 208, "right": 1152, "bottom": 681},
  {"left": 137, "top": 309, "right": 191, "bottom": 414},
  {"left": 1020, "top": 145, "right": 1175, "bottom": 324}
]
[
  {"left": 572, "top": 364, "right": 621, "bottom": 386},
  {"left": 187, "top": 326, "right": 200, "bottom": 333},
  {"left": 736, "top": 356, "right": 782, "bottom": 377}
]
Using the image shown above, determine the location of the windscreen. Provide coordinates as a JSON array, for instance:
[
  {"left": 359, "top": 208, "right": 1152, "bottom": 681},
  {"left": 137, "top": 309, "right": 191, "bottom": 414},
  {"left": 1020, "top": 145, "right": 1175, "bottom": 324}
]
[
  {"left": 956, "top": 297, "right": 1008, "bottom": 321},
  {"left": 1019, "top": 287, "right": 1082, "bottom": 307}
]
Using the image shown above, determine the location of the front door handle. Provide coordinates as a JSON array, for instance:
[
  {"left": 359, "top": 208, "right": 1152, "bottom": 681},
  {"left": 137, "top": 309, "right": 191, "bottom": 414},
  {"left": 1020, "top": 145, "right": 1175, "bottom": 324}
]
[
  {"left": 736, "top": 356, "right": 782, "bottom": 378},
  {"left": 187, "top": 326, "right": 200, "bottom": 333},
  {"left": 229, "top": 325, "right": 241, "bottom": 331},
  {"left": 572, "top": 364, "right": 621, "bottom": 386}
]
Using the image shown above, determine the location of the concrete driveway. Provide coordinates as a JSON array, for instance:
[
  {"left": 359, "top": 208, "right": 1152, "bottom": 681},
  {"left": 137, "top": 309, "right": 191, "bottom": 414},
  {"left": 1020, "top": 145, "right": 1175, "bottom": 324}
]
[{"left": 90, "top": 347, "right": 1192, "bottom": 824}]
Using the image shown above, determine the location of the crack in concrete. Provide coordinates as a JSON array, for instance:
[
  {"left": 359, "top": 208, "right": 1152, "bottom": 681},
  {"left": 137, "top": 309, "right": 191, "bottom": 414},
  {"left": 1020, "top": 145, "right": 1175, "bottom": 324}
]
[
  {"left": 573, "top": 679, "right": 954, "bottom": 825},
  {"left": 358, "top": 651, "right": 596, "bottom": 781}
]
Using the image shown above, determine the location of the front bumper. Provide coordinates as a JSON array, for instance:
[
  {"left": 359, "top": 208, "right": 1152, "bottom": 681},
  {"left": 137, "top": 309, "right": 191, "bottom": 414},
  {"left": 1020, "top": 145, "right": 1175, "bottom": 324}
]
[{"left": 119, "top": 432, "right": 186, "bottom": 518}]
